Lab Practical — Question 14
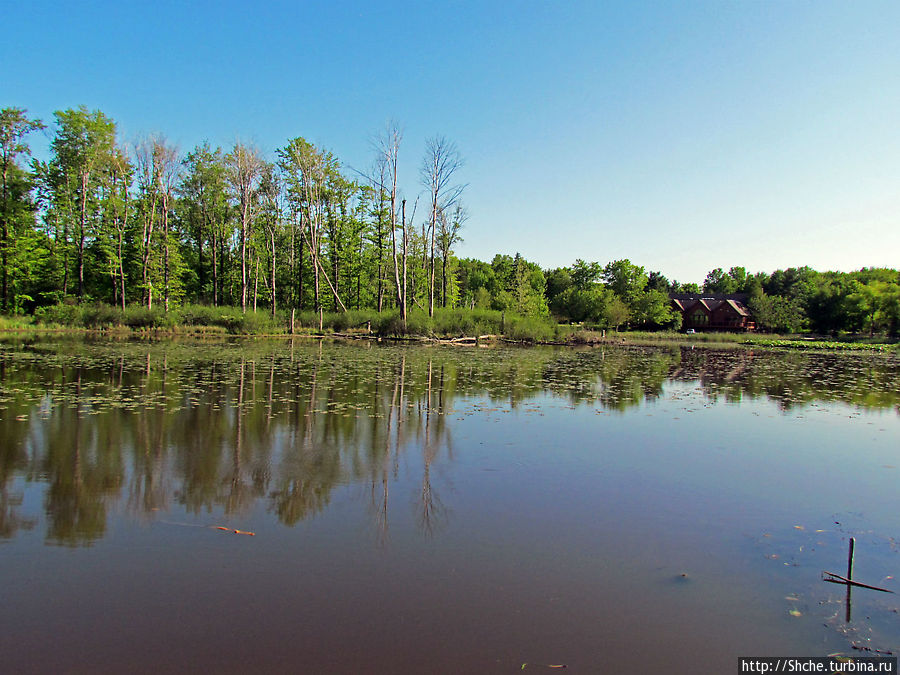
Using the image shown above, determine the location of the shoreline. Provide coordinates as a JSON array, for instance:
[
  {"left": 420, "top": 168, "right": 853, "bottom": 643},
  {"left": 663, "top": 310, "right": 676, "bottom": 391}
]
[{"left": 1, "top": 325, "right": 897, "bottom": 353}]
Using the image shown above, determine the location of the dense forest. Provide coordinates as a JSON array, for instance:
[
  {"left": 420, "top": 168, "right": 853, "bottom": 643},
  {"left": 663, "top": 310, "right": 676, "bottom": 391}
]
[{"left": 1, "top": 106, "right": 898, "bottom": 336}]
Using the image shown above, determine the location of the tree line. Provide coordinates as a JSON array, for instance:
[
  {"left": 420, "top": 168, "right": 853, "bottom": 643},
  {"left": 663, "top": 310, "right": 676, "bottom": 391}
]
[
  {"left": 1, "top": 106, "right": 469, "bottom": 328},
  {"left": 543, "top": 261, "right": 900, "bottom": 335},
  {"left": 1, "top": 105, "right": 898, "bottom": 336}
]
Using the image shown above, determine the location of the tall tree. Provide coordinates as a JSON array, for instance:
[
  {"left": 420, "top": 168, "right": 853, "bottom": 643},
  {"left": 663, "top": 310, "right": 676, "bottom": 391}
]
[
  {"left": 366, "top": 164, "right": 390, "bottom": 312},
  {"left": 420, "top": 135, "right": 464, "bottom": 316},
  {"left": 374, "top": 122, "right": 406, "bottom": 322},
  {"left": 133, "top": 135, "right": 179, "bottom": 308},
  {"left": 180, "top": 143, "right": 230, "bottom": 305},
  {"left": 257, "top": 163, "right": 282, "bottom": 316},
  {"left": 226, "top": 143, "right": 264, "bottom": 313},
  {"left": 603, "top": 259, "right": 648, "bottom": 306},
  {"left": 0, "top": 108, "right": 45, "bottom": 312},
  {"left": 571, "top": 259, "right": 602, "bottom": 290},
  {"left": 158, "top": 139, "right": 181, "bottom": 311},
  {"left": 49, "top": 107, "right": 116, "bottom": 299},
  {"left": 278, "top": 137, "right": 346, "bottom": 328},
  {"left": 101, "top": 145, "right": 132, "bottom": 310}
]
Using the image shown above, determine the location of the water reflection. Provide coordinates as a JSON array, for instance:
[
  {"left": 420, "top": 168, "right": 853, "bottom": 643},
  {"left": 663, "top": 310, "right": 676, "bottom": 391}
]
[{"left": 0, "top": 338, "right": 897, "bottom": 545}]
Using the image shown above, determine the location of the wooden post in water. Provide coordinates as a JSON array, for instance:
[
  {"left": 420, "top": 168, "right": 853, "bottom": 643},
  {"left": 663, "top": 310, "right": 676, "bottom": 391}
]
[
  {"left": 845, "top": 537, "right": 855, "bottom": 623},
  {"left": 847, "top": 538, "right": 855, "bottom": 580}
]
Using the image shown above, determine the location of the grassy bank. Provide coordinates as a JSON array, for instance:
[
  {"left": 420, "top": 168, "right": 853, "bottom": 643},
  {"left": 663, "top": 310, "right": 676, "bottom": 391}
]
[
  {"left": 6, "top": 304, "right": 898, "bottom": 351},
  {"left": 24, "top": 303, "right": 560, "bottom": 342}
]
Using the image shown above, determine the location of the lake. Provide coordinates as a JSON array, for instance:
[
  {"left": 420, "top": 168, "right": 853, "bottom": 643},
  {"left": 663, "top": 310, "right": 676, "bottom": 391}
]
[{"left": 1, "top": 337, "right": 898, "bottom": 673}]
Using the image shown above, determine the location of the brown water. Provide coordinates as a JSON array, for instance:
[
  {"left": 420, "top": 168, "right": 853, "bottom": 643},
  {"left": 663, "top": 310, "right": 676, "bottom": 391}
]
[{"left": 1, "top": 337, "right": 898, "bottom": 673}]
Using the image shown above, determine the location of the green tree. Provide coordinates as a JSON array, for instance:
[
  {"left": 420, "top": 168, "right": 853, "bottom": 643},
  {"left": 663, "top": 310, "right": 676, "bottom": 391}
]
[
  {"left": 179, "top": 143, "right": 230, "bottom": 305},
  {"left": 0, "top": 107, "right": 45, "bottom": 312},
  {"left": 49, "top": 107, "right": 117, "bottom": 299},
  {"left": 553, "top": 285, "right": 610, "bottom": 323},
  {"left": 703, "top": 267, "right": 736, "bottom": 294},
  {"left": 437, "top": 204, "right": 466, "bottom": 308},
  {"left": 873, "top": 282, "right": 900, "bottom": 336},
  {"left": 632, "top": 289, "right": 679, "bottom": 329},
  {"left": 278, "top": 137, "right": 346, "bottom": 326},
  {"left": 603, "top": 295, "right": 631, "bottom": 331},
  {"left": 98, "top": 145, "right": 132, "bottom": 309},
  {"left": 748, "top": 292, "right": 805, "bottom": 333},
  {"left": 457, "top": 257, "right": 496, "bottom": 309},
  {"left": 571, "top": 259, "right": 602, "bottom": 290},
  {"left": 545, "top": 267, "right": 573, "bottom": 311},
  {"left": 603, "top": 259, "right": 648, "bottom": 305},
  {"left": 226, "top": 142, "right": 264, "bottom": 313},
  {"left": 490, "top": 253, "right": 548, "bottom": 316},
  {"left": 647, "top": 271, "right": 672, "bottom": 294}
]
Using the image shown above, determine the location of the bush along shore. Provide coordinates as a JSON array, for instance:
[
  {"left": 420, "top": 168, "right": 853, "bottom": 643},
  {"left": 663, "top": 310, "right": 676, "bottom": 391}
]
[
  {"left": 1, "top": 303, "right": 895, "bottom": 352},
  {"left": 26, "top": 303, "right": 558, "bottom": 343}
]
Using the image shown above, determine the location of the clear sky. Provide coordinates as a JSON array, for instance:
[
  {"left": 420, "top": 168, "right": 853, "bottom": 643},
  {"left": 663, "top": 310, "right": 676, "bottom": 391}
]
[{"left": 4, "top": 0, "right": 899, "bottom": 284}]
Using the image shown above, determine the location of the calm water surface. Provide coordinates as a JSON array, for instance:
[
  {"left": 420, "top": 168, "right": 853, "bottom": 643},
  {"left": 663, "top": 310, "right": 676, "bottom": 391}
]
[{"left": 1, "top": 337, "right": 899, "bottom": 673}]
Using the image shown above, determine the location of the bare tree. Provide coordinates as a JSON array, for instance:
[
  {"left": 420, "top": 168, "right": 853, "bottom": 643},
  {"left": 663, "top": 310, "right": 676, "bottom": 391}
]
[
  {"left": 373, "top": 122, "right": 406, "bottom": 323},
  {"left": 420, "top": 136, "right": 464, "bottom": 316},
  {"left": 158, "top": 140, "right": 180, "bottom": 312}
]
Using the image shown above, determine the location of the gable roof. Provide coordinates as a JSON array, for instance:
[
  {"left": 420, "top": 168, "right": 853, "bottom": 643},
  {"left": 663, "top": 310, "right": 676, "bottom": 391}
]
[
  {"left": 723, "top": 299, "right": 750, "bottom": 317},
  {"left": 670, "top": 294, "right": 752, "bottom": 317}
]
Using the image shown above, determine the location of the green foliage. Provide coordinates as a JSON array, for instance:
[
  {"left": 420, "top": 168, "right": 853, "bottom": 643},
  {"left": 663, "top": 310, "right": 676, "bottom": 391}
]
[
  {"left": 1, "top": 108, "right": 46, "bottom": 314},
  {"left": 748, "top": 292, "right": 805, "bottom": 333},
  {"left": 34, "top": 303, "right": 83, "bottom": 326},
  {"left": 631, "top": 289, "right": 679, "bottom": 329},
  {"left": 603, "top": 259, "right": 647, "bottom": 303},
  {"left": 545, "top": 267, "right": 573, "bottom": 303},
  {"left": 647, "top": 271, "right": 671, "bottom": 293},
  {"left": 703, "top": 268, "right": 735, "bottom": 294},
  {"left": 570, "top": 259, "right": 602, "bottom": 290},
  {"left": 603, "top": 295, "right": 631, "bottom": 330},
  {"left": 81, "top": 304, "right": 125, "bottom": 328},
  {"left": 503, "top": 314, "right": 556, "bottom": 342},
  {"left": 552, "top": 286, "right": 608, "bottom": 322},
  {"left": 746, "top": 338, "right": 898, "bottom": 352},
  {"left": 121, "top": 305, "right": 173, "bottom": 329},
  {"left": 0, "top": 314, "right": 33, "bottom": 330},
  {"left": 489, "top": 253, "right": 549, "bottom": 317}
]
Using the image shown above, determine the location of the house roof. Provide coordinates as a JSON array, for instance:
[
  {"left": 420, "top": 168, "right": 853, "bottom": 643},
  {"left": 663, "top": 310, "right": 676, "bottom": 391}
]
[
  {"left": 723, "top": 299, "right": 751, "bottom": 317},
  {"left": 670, "top": 294, "right": 752, "bottom": 317}
]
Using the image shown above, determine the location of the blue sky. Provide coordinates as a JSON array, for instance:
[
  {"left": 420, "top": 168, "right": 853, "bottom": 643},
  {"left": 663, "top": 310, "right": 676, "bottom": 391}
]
[{"left": 4, "top": 0, "right": 899, "bottom": 284}]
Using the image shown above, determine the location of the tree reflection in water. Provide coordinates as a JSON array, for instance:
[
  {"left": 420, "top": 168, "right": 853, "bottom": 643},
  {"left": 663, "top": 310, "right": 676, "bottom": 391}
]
[{"left": 0, "top": 338, "right": 896, "bottom": 545}]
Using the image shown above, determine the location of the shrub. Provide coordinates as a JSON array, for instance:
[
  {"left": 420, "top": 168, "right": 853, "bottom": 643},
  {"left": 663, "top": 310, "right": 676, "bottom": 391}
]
[
  {"left": 123, "top": 305, "right": 172, "bottom": 329},
  {"left": 35, "top": 303, "right": 83, "bottom": 327},
  {"left": 504, "top": 314, "right": 556, "bottom": 342},
  {"left": 81, "top": 304, "right": 125, "bottom": 328}
]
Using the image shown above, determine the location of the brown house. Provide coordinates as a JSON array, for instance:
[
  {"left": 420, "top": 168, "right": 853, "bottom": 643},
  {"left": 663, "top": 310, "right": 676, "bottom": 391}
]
[{"left": 670, "top": 294, "right": 756, "bottom": 331}]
